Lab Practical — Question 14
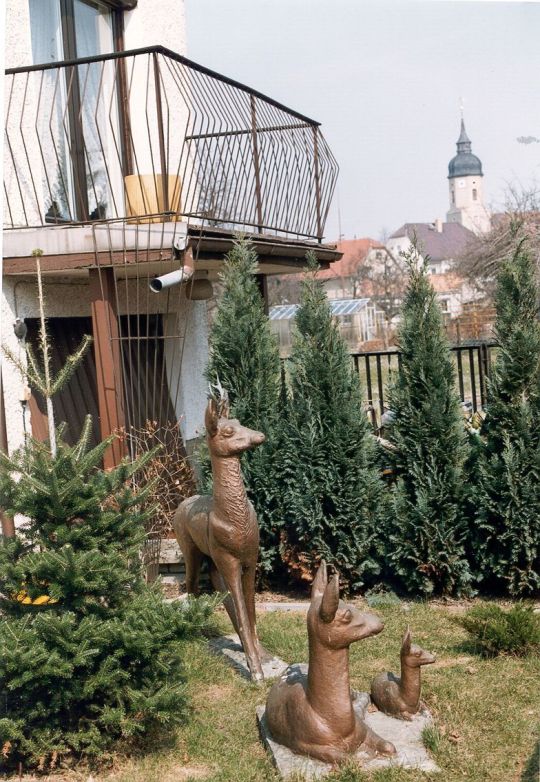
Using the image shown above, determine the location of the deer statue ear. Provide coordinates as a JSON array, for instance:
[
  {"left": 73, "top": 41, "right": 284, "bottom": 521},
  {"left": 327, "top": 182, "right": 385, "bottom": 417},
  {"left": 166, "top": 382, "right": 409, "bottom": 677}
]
[
  {"left": 319, "top": 573, "right": 340, "bottom": 623},
  {"left": 205, "top": 398, "right": 219, "bottom": 437},
  {"left": 220, "top": 389, "right": 230, "bottom": 419},
  {"left": 311, "top": 560, "right": 327, "bottom": 600},
  {"left": 402, "top": 626, "right": 412, "bottom": 653}
]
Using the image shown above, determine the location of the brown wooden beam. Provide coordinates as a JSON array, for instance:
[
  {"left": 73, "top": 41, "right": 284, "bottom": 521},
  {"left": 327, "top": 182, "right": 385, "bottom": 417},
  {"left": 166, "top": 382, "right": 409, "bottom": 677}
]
[
  {"left": 89, "top": 268, "right": 126, "bottom": 469},
  {"left": 0, "top": 375, "right": 15, "bottom": 538}
]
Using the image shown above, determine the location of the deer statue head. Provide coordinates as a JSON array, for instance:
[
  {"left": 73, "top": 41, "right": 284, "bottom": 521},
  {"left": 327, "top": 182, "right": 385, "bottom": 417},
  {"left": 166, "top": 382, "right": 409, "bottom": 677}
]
[
  {"left": 400, "top": 627, "right": 436, "bottom": 669},
  {"left": 308, "top": 561, "right": 384, "bottom": 650},
  {"left": 205, "top": 381, "right": 265, "bottom": 457}
]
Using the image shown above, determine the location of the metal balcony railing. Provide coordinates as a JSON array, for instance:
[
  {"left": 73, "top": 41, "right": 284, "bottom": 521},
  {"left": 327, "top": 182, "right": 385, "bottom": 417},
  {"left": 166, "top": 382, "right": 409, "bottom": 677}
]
[{"left": 4, "top": 46, "right": 338, "bottom": 240}]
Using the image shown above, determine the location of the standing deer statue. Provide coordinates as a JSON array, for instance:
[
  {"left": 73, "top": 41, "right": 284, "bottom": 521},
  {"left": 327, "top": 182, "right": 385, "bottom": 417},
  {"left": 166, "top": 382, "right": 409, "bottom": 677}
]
[
  {"left": 173, "top": 384, "right": 266, "bottom": 681},
  {"left": 370, "top": 627, "right": 436, "bottom": 720},
  {"left": 265, "top": 562, "right": 396, "bottom": 764}
]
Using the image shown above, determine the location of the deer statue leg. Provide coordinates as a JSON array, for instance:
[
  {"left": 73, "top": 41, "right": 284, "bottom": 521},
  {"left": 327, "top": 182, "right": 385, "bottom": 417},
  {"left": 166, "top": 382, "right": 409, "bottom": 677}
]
[
  {"left": 218, "top": 556, "right": 264, "bottom": 681},
  {"left": 209, "top": 562, "right": 241, "bottom": 636},
  {"left": 241, "top": 564, "right": 271, "bottom": 662},
  {"left": 177, "top": 527, "right": 203, "bottom": 596}
]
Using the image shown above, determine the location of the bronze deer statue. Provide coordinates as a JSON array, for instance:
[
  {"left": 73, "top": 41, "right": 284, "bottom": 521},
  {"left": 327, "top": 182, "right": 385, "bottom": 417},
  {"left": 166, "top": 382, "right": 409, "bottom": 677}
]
[
  {"left": 265, "top": 562, "right": 396, "bottom": 764},
  {"left": 173, "top": 385, "right": 266, "bottom": 682},
  {"left": 370, "top": 627, "right": 436, "bottom": 720}
]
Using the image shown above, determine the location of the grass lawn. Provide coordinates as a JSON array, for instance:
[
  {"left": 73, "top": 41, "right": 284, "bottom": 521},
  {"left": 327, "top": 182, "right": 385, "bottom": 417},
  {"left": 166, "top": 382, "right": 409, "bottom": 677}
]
[
  {"left": 82, "top": 599, "right": 538, "bottom": 782},
  {"left": 15, "top": 600, "right": 539, "bottom": 782}
]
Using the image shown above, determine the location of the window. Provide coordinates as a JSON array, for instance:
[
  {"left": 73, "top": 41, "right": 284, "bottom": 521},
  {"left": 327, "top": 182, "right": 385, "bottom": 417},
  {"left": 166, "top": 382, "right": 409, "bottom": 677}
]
[
  {"left": 430, "top": 267, "right": 437, "bottom": 275},
  {"left": 29, "top": 0, "right": 120, "bottom": 221},
  {"left": 472, "top": 188, "right": 478, "bottom": 201},
  {"left": 451, "top": 189, "right": 455, "bottom": 205}
]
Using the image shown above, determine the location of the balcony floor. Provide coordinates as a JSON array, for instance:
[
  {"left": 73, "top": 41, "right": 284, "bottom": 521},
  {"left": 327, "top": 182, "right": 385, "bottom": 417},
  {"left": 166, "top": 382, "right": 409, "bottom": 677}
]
[{"left": 2, "top": 221, "right": 340, "bottom": 278}]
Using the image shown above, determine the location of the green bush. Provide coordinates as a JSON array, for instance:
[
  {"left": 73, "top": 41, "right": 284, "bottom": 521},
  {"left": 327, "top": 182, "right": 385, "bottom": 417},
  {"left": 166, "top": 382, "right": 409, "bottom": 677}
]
[
  {"left": 384, "top": 246, "right": 471, "bottom": 596},
  {"left": 473, "top": 238, "right": 540, "bottom": 596},
  {"left": 281, "top": 254, "right": 387, "bottom": 590},
  {"left": 460, "top": 602, "right": 540, "bottom": 657},
  {"left": 0, "top": 424, "right": 217, "bottom": 770},
  {"left": 205, "top": 238, "right": 284, "bottom": 579}
]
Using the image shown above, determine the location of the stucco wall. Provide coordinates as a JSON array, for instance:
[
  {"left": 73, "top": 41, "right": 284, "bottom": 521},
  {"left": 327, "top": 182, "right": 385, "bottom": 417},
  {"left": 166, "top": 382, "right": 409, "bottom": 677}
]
[{"left": 123, "top": 0, "right": 187, "bottom": 54}]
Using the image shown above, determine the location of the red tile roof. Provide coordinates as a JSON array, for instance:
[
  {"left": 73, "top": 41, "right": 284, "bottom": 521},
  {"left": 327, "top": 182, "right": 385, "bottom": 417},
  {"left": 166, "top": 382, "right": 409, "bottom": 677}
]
[{"left": 316, "top": 238, "right": 383, "bottom": 280}]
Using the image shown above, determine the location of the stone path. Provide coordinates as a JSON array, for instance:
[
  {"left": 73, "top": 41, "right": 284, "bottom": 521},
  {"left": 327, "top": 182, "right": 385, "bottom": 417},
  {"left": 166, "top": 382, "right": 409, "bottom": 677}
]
[{"left": 209, "top": 634, "right": 288, "bottom": 680}]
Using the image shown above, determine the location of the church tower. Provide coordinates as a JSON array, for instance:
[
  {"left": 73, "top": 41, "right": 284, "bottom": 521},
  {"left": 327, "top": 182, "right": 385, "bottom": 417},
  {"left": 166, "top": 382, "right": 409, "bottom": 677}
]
[{"left": 446, "top": 118, "right": 490, "bottom": 234}]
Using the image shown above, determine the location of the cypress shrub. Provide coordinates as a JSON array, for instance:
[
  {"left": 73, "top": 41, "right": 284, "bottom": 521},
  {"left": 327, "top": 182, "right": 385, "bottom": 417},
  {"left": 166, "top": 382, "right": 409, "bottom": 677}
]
[
  {"left": 205, "top": 238, "right": 283, "bottom": 577},
  {"left": 385, "top": 246, "right": 471, "bottom": 596},
  {"left": 474, "top": 237, "right": 540, "bottom": 595},
  {"left": 281, "top": 254, "right": 386, "bottom": 590}
]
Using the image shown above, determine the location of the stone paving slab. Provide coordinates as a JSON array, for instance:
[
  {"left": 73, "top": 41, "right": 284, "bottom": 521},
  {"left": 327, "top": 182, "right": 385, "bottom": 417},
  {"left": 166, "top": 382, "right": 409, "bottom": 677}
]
[
  {"left": 209, "top": 634, "right": 289, "bottom": 680},
  {"left": 257, "top": 664, "right": 439, "bottom": 779}
]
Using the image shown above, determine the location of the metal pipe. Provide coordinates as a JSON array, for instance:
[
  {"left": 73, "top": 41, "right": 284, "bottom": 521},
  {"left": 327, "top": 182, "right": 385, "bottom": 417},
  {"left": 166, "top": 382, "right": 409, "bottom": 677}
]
[
  {"left": 149, "top": 266, "right": 193, "bottom": 292},
  {"left": 149, "top": 246, "right": 194, "bottom": 292}
]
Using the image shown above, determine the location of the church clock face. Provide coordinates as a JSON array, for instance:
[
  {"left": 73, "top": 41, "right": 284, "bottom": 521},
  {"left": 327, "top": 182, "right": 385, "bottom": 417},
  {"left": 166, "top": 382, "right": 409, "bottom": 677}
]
[{"left": 458, "top": 180, "right": 466, "bottom": 188}]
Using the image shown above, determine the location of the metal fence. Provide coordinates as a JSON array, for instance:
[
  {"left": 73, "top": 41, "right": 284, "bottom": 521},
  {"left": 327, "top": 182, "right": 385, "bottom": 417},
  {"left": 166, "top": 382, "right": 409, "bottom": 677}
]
[
  {"left": 352, "top": 342, "right": 496, "bottom": 418},
  {"left": 4, "top": 45, "right": 338, "bottom": 239}
]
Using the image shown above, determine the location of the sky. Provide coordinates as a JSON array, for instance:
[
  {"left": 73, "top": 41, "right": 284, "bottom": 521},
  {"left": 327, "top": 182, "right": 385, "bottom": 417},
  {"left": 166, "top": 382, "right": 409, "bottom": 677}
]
[{"left": 184, "top": 0, "right": 540, "bottom": 243}]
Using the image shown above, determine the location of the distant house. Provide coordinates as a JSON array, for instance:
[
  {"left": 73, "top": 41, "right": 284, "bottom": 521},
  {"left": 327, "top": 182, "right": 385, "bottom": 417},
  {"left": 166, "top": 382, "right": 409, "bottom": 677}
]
[
  {"left": 268, "top": 238, "right": 393, "bottom": 302},
  {"left": 386, "top": 220, "right": 478, "bottom": 318},
  {"left": 315, "top": 238, "right": 391, "bottom": 299}
]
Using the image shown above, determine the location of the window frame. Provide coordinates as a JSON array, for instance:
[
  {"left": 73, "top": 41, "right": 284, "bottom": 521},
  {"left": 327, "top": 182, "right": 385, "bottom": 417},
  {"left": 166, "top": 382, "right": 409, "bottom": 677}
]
[{"left": 40, "top": 0, "right": 127, "bottom": 221}]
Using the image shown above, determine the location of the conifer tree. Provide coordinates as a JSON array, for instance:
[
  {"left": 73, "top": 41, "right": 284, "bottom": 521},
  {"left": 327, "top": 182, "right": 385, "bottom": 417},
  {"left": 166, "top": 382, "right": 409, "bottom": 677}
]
[
  {"left": 0, "top": 265, "right": 215, "bottom": 770},
  {"left": 474, "top": 237, "right": 540, "bottom": 595},
  {"left": 281, "top": 254, "right": 385, "bottom": 590},
  {"left": 205, "top": 238, "right": 283, "bottom": 576},
  {"left": 385, "top": 245, "right": 470, "bottom": 596}
]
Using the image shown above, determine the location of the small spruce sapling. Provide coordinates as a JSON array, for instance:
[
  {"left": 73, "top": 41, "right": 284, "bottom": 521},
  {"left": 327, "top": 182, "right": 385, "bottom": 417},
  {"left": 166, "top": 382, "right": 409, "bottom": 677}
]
[
  {"left": 0, "top": 258, "right": 216, "bottom": 770},
  {"left": 2, "top": 250, "right": 92, "bottom": 456}
]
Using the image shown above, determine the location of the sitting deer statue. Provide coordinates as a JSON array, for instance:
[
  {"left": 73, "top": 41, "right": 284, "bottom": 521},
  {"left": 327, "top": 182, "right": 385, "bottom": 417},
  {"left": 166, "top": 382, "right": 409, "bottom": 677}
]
[
  {"left": 173, "top": 383, "right": 266, "bottom": 682},
  {"left": 370, "top": 627, "right": 436, "bottom": 720},
  {"left": 265, "top": 562, "right": 396, "bottom": 764}
]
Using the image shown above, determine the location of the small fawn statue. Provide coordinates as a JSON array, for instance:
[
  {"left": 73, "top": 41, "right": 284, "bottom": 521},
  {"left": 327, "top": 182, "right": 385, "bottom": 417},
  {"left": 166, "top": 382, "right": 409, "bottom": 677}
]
[
  {"left": 370, "top": 627, "right": 436, "bottom": 720},
  {"left": 173, "top": 385, "right": 266, "bottom": 682},
  {"left": 265, "top": 562, "right": 396, "bottom": 764}
]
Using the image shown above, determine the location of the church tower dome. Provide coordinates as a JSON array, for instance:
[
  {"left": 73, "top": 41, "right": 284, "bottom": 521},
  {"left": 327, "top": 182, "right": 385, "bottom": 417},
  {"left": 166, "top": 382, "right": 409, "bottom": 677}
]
[
  {"left": 448, "top": 120, "right": 483, "bottom": 178},
  {"left": 446, "top": 116, "right": 490, "bottom": 234}
]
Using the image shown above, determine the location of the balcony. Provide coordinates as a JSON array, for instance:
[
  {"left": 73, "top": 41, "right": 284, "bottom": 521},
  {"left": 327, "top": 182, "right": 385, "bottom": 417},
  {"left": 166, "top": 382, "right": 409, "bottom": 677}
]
[
  {"left": 2, "top": 46, "right": 341, "bottom": 472},
  {"left": 4, "top": 46, "right": 339, "bottom": 272}
]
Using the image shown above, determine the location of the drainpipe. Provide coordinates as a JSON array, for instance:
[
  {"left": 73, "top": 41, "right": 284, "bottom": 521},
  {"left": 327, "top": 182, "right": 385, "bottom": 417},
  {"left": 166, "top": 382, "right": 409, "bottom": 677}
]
[{"left": 149, "top": 245, "right": 195, "bottom": 293}]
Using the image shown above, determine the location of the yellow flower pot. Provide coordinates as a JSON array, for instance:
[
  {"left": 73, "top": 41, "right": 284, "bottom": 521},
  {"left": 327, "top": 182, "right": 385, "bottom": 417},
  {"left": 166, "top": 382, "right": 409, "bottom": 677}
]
[{"left": 124, "top": 174, "right": 182, "bottom": 223}]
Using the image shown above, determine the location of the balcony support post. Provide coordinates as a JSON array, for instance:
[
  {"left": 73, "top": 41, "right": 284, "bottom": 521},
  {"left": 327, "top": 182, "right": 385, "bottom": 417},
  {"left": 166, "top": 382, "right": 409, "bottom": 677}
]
[
  {"left": 89, "top": 267, "right": 127, "bottom": 470},
  {"left": 0, "top": 376, "right": 15, "bottom": 538},
  {"left": 153, "top": 52, "right": 169, "bottom": 215},
  {"left": 250, "top": 95, "right": 263, "bottom": 233},
  {"left": 313, "top": 126, "right": 322, "bottom": 242}
]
